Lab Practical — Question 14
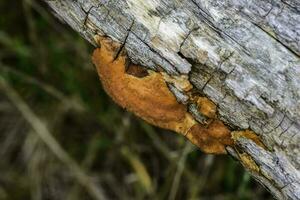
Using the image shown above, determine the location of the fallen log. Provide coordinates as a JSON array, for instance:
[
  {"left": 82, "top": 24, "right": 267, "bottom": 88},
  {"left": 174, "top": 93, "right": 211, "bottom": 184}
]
[{"left": 44, "top": 1, "right": 300, "bottom": 199}]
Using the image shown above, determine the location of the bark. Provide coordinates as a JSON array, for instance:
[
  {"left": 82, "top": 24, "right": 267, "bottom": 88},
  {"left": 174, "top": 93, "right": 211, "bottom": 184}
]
[{"left": 44, "top": 0, "right": 300, "bottom": 199}]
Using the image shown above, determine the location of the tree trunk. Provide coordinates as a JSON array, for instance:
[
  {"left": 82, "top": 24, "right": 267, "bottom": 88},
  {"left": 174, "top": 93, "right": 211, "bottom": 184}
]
[{"left": 44, "top": 0, "right": 300, "bottom": 199}]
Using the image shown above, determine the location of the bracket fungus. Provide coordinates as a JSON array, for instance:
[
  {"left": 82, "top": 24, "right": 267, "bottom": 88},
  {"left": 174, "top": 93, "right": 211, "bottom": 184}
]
[{"left": 92, "top": 35, "right": 257, "bottom": 154}]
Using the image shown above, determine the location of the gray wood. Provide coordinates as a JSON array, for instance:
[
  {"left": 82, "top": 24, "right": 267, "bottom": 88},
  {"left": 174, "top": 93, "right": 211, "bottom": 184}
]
[{"left": 44, "top": 0, "right": 300, "bottom": 199}]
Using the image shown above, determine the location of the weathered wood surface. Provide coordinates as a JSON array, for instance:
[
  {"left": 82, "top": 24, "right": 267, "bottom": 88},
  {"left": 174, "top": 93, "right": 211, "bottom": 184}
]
[{"left": 44, "top": 0, "right": 300, "bottom": 199}]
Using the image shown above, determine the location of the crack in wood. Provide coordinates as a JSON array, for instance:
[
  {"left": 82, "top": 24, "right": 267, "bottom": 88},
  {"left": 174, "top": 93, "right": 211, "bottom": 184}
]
[{"left": 113, "top": 20, "right": 135, "bottom": 61}]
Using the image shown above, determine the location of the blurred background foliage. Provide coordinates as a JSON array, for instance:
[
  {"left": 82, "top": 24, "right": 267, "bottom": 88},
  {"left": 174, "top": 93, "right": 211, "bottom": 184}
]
[{"left": 0, "top": 0, "right": 272, "bottom": 200}]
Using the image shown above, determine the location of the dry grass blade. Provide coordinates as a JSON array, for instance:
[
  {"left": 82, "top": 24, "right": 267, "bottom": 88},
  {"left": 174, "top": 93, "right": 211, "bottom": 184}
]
[
  {"left": 121, "top": 146, "right": 153, "bottom": 194},
  {"left": 168, "top": 143, "right": 194, "bottom": 200},
  {"left": 0, "top": 75, "right": 107, "bottom": 200},
  {"left": 0, "top": 64, "right": 84, "bottom": 111},
  {"left": 66, "top": 133, "right": 102, "bottom": 200}
]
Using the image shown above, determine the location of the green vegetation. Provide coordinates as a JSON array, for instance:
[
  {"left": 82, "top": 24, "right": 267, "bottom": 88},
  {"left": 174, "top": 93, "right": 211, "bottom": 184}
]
[{"left": 0, "top": 0, "right": 271, "bottom": 199}]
